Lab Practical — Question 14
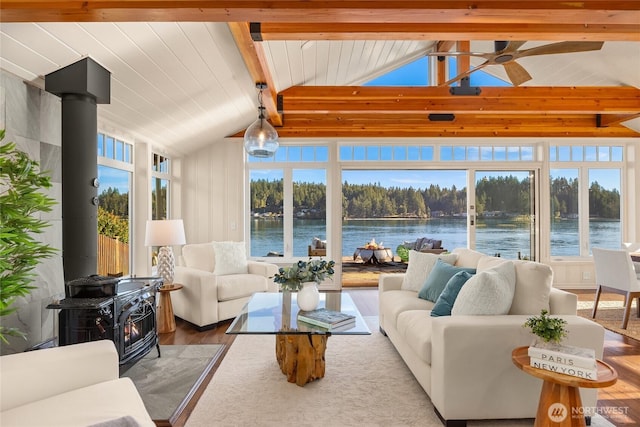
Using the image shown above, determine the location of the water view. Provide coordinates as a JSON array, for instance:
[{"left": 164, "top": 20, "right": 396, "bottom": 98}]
[{"left": 250, "top": 218, "right": 621, "bottom": 260}]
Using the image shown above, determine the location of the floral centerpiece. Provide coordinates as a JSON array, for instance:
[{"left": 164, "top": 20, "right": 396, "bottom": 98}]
[
  {"left": 273, "top": 259, "right": 336, "bottom": 291},
  {"left": 364, "top": 238, "right": 383, "bottom": 249}
]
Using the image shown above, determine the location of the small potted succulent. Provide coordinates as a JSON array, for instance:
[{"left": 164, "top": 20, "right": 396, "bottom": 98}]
[{"left": 523, "top": 309, "right": 568, "bottom": 346}]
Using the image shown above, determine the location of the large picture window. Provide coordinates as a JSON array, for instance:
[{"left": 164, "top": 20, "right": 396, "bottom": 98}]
[{"left": 247, "top": 141, "right": 628, "bottom": 263}]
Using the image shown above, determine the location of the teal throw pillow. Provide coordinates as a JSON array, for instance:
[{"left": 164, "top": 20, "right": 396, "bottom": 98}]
[
  {"left": 431, "top": 271, "right": 474, "bottom": 317},
  {"left": 418, "top": 259, "right": 476, "bottom": 302}
]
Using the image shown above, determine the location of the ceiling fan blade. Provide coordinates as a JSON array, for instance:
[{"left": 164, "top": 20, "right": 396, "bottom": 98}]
[
  {"left": 441, "top": 61, "right": 491, "bottom": 86},
  {"left": 503, "top": 61, "right": 532, "bottom": 86},
  {"left": 500, "top": 41, "right": 527, "bottom": 53},
  {"left": 518, "top": 41, "right": 604, "bottom": 58},
  {"left": 425, "top": 51, "right": 495, "bottom": 60}
]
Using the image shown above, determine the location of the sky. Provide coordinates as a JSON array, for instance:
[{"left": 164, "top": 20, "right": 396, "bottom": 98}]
[
  {"left": 365, "top": 57, "right": 510, "bottom": 87},
  {"left": 98, "top": 165, "right": 130, "bottom": 194}
]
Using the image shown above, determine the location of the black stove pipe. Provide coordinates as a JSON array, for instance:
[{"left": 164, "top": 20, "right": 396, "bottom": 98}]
[{"left": 45, "top": 58, "right": 111, "bottom": 281}]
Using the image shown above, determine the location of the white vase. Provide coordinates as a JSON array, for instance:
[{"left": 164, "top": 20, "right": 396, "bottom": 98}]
[{"left": 297, "top": 282, "right": 320, "bottom": 311}]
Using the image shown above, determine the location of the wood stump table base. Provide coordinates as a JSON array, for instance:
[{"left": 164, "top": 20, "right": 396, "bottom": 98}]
[{"left": 276, "top": 334, "right": 328, "bottom": 386}]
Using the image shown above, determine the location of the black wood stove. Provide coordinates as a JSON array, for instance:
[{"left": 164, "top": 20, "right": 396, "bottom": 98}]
[{"left": 48, "top": 276, "right": 162, "bottom": 365}]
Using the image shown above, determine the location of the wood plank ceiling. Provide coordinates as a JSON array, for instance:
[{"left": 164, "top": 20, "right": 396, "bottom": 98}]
[{"left": 2, "top": 1, "right": 640, "bottom": 139}]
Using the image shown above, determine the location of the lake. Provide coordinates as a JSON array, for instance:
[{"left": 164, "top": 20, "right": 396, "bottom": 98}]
[{"left": 250, "top": 218, "right": 621, "bottom": 259}]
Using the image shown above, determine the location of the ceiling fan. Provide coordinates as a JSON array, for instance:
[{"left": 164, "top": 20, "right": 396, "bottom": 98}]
[{"left": 427, "top": 41, "right": 604, "bottom": 87}]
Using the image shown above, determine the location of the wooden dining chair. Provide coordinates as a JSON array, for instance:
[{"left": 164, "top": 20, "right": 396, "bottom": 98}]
[{"left": 592, "top": 247, "right": 640, "bottom": 329}]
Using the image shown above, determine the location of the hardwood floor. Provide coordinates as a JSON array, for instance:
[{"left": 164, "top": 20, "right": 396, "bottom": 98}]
[{"left": 159, "top": 288, "right": 639, "bottom": 426}]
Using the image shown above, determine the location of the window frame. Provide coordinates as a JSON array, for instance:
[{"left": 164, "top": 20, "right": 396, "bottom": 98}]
[{"left": 549, "top": 144, "right": 624, "bottom": 259}]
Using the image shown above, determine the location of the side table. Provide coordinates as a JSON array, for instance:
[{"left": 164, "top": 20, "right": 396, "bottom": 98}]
[
  {"left": 157, "top": 283, "right": 183, "bottom": 334},
  {"left": 511, "top": 346, "right": 618, "bottom": 427}
]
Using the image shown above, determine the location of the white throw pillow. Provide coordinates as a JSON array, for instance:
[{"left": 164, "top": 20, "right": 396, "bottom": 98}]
[
  {"left": 182, "top": 243, "right": 216, "bottom": 273},
  {"left": 477, "top": 256, "right": 552, "bottom": 314},
  {"left": 451, "top": 261, "right": 516, "bottom": 315},
  {"left": 211, "top": 241, "right": 249, "bottom": 275},
  {"left": 401, "top": 250, "right": 458, "bottom": 292}
]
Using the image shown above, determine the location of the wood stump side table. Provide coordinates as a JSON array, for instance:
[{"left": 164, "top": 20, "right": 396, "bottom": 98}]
[
  {"left": 157, "top": 283, "right": 183, "bottom": 334},
  {"left": 512, "top": 346, "right": 618, "bottom": 427}
]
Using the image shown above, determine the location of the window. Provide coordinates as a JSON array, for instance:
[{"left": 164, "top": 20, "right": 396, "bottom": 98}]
[
  {"left": 152, "top": 153, "right": 170, "bottom": 220},
  {"left": 550, "top": 145, "right": 623, "bottom": 256},
  {"left": 97, "top": 133, "right": 133, "bottom": 276},
  {"left": 249, "top": 169, "right": 284, "bottom": 257},
  {"left": 588, "top": 169, "right": 621, "bottom": 251},
  {"left": 550, "top": 169, "right": 579, "bottom": 256},
  {"left": 248, "top": 146, "right": 328, "bottom": 258},
  {"left": 342, "top": 169, "right": 468, "bottom": 256},
  {"left": 340, "top": 144, "right": 433, "bottom": 161},
  {"left": 441, "top": 145, "right": 534, "bottom": 162}
]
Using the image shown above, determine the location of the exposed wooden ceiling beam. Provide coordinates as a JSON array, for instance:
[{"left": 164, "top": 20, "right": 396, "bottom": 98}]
[
  {"left": 231, "top": 113, "right": 638, "bottom": 138},
  {"left": 250, "top": 23, "right": 640, "bottom": 42},
  {"left": 279, "top": 86, "right": 640, "bottom": 115},
  {"left": 2, "top": 1, "right": 639, "bottom": 25},
  {"left": 597, "top": 113, "right": 640, "bottom": 127},
  {"left": 228, "top": 22, "right": 282, "bottom": 126}
]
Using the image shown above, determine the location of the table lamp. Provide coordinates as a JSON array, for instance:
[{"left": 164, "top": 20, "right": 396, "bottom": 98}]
[{"left": 145, "top": 219, "right": 186, "bottom": 285}]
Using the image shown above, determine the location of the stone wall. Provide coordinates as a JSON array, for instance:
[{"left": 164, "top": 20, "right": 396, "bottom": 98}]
[{"left": 1, "top": 70, "right": 64, "bottom": 354}]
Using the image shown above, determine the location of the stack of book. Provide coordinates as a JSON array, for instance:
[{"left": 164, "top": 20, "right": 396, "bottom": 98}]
[
  {"left": 297, "top": 308, "right": 356, "bottom": 331},
  {"left": 528, "top": 343, "right": 598, "bottom": 380}
]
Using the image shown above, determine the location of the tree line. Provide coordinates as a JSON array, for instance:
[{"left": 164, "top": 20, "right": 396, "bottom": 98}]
[
  {"left": 550, "top": 177, "right": 619, "bottom": 219},
  {"left": 98, "top": 188, "right": 129, "bottom": 242},
  {"left": 251, "top": 176, "right": 620, "bottom": 219}
]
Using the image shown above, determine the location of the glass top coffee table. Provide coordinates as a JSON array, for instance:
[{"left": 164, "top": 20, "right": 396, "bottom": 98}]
[{"left": 227, "top": 291, "right": 370, "bottom": 386}]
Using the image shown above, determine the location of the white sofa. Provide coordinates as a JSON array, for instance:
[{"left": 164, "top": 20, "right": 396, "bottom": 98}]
[
  {"left": 0, "top": 340, "right": 154, "bottom": 427},
  {"left": 379, "top": 248, "right": 605, "bottom": 427},
  {"left": 173, "top": 241, "right": 279, "bottom": 330}
]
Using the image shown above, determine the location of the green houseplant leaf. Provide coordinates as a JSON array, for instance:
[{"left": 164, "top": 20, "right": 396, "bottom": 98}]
[
  {"left": 0, "top": 130, "right": 57, "bottom": 343},
  {"left": 272, "top": 258, "right": 336, "bottom": 291},
  {"left": 523, "top": 309, "right": 568, "bottom": 344}
]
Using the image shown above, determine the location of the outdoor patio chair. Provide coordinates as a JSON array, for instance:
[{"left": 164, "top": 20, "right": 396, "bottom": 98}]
[{"left": 592, "top": 247, "right": 640, "bottom": 329}]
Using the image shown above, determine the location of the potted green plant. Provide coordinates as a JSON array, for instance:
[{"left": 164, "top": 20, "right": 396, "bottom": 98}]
[
  {"left": 0, "top": 130, "right": 57, "bottom": 343},
  {"left": 273, "top": 258, "right": 336, "bottom": 311},
  {"left": 272, "top": 258, "right": 336, "bottom": 292},
  {"left": 523, "top": 309, "right": 568, "bottom": 345}
]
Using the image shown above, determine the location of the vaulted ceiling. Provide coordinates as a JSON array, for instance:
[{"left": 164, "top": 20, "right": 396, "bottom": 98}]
[{"left": 1, "top": 1, "right": 639, "bottom": 155}]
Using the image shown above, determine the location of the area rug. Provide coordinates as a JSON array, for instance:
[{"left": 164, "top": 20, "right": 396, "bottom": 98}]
[
  {"left": 185, "top": 318, "right": 613, "bottom": 427},
  {"left": 577, "top": 300, "right": 640, "bottom": 342},
  {"left": 122, "top": 344, "right": 224, "bottom": 422}
]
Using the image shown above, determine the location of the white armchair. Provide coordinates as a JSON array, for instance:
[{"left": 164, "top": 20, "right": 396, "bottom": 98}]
[
  {"left": 0, "top": 340, "right": 154, "bottom": 427},
  {"left": 173, "top": 242, "right": 279, "bottom": 330},
  {"left": 592, "top": 247, "right": 640, "bottom": 329}
]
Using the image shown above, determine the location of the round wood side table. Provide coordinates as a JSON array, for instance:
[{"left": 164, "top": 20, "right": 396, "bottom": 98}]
[
  {"left": 157, "top": 283, "right": 183, "bottom": 334},
  {"left": 512, "top": 346, "right": 617, "bottom": 427}
]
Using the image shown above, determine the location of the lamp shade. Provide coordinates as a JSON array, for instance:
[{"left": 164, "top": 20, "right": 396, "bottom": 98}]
[
  {"left": 144, "top": 219, "right": 186, "bottom": 247},
  {"left": 244, "top": 116, "right": 279, "bottom": 158}
]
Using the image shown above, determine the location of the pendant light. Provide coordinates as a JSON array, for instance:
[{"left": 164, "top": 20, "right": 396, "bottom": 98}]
[{"left": 244, "top": 83, "right": 279, "bottom": 158}]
